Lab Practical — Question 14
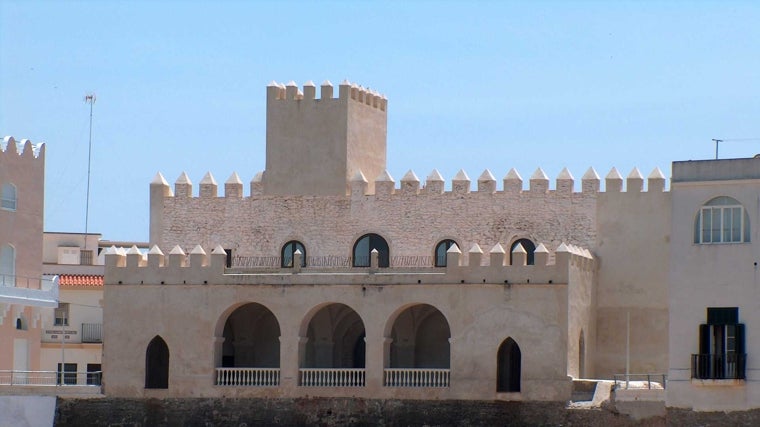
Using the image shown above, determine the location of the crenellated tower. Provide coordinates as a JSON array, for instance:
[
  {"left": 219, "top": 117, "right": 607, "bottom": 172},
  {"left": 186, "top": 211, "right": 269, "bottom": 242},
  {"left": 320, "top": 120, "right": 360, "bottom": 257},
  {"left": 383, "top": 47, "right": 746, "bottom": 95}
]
[{"left": 264, "top": 80, "right": 387, "bottom": 196}]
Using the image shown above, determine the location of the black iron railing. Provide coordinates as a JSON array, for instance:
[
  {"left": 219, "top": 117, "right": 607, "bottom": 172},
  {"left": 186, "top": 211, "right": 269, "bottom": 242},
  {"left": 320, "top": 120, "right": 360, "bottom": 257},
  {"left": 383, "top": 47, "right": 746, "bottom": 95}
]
[{"left": 691, "top": 353, "right": 746, "bottom": 380}]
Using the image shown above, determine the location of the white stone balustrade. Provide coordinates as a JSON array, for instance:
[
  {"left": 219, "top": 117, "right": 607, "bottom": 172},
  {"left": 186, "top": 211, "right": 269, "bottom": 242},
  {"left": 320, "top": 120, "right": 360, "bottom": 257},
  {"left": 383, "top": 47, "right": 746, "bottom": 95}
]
[
  {"left": 215, "top": 367, "right": 280, "bottom": 387},
  {"left": 384, "top": 368, "right": 450, "bottom": 388},
  {"left": 299, "top": 368, "right": 366, "bottom": 387}
]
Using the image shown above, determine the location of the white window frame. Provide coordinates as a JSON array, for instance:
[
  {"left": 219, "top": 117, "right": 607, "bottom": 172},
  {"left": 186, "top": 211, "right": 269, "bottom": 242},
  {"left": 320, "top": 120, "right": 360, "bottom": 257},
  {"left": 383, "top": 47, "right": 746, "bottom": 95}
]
[
  {"left": 54, "top": 303, "right": 70, "bottom": 326},
  {"left": 695, "top": 197, "right": 750, "bottom": 244},
  {"left": 1, "top": 183, "right": 17, "bottom": 211}
]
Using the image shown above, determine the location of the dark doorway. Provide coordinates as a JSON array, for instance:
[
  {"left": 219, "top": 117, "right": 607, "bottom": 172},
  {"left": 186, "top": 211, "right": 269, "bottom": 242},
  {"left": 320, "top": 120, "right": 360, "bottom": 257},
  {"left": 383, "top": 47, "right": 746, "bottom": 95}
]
[
  {"left": 497, "top": 337, "right": 521, "bottom": 392},
  {"left": 145, "top": 336, "right": 169, "bottom": 389}
]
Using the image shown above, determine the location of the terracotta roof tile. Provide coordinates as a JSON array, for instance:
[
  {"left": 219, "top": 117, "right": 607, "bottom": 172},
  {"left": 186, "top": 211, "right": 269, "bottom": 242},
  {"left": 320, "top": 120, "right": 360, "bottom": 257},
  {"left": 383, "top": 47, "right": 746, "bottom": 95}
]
[{"left": 58, "top": 274, "right": 104, "bottom": 287}]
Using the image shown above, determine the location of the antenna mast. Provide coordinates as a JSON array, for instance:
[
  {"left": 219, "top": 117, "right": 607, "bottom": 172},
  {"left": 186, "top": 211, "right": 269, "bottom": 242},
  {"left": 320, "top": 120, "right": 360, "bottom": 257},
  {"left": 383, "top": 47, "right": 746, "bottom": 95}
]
[
  {"left": 84, "top": 94, "right": 96, "bottom": 253},
  {"left": 712, "top": 139, "right": 722, "bottom": 160}
]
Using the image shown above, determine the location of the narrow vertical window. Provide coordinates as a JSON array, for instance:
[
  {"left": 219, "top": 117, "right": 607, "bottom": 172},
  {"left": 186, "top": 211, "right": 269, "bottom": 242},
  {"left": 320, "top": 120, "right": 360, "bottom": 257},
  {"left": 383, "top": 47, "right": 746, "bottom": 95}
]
[
  {"left": 0, "top": 244, "right": 15, "bottom": 286},
  {"left": 1, "top": 183, "right": 16, "bottom": 211}
]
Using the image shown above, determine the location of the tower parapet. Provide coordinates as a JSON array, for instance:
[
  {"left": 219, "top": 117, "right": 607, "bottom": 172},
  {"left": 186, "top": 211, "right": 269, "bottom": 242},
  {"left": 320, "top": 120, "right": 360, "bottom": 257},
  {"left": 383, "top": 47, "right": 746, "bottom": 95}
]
[{"left": 264, "top": 80, "right": 387, "bottom": 196}]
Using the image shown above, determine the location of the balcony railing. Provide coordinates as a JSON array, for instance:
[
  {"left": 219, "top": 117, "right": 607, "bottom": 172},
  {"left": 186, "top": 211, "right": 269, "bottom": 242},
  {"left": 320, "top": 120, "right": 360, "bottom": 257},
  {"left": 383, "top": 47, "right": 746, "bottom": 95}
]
[
  {"left": 215, "top": 367, "right": 280, "bottom": 386},
  {"left": 691, "top": 353, "right": 746, "bottom": 380},
  {"left": 299, "top": 368, "right": 365, "bottom": 387},
  {"left": 81, "top": 323, "right": 103, "bottom": 343},
  {"left": 384, "top": 368, "right": 450, "bottom": 387},
  {"left": 0, "top": 370, "right": 102, "bottom": 386},
  {"left": 613, "top": 373, "right": 666, "bottom": 389}
]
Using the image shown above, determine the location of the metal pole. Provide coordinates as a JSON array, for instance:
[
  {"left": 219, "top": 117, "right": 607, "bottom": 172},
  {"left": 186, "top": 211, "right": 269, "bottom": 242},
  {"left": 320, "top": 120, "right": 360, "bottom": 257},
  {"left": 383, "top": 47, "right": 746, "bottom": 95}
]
[
  {"left": 626, "top": 310, "right": 630, "bottom": 389},
  {"left": 84, "top": 94, "right": 96, "bottom": 253}
]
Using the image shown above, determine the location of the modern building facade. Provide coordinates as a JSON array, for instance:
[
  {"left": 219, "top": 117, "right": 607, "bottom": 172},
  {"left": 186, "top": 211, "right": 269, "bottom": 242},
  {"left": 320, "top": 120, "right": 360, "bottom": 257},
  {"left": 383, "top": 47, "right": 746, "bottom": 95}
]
[{"left": 0, "top": 136, "right": 58, "bottom": 377}]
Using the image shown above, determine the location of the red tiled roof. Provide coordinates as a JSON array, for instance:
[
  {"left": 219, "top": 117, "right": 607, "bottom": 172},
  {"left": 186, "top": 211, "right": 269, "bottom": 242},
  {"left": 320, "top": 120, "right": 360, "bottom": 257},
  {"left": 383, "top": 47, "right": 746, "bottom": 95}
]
[{"left": 58, "top": 274, "right": 104, "bottom": 287}]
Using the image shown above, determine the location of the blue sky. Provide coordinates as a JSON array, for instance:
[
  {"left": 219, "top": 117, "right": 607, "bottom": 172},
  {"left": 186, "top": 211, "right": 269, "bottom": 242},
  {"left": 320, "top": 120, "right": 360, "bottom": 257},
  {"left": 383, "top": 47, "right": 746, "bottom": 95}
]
[{"left": 2, "top": 1, "right": 759, "bottom": 242}]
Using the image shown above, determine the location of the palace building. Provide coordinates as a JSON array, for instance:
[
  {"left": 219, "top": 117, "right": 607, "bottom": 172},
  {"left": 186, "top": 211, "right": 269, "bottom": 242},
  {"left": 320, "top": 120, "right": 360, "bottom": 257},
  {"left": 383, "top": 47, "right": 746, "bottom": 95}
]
[{"left": 101, "top": 81, "right": 760, "bottom": 411}]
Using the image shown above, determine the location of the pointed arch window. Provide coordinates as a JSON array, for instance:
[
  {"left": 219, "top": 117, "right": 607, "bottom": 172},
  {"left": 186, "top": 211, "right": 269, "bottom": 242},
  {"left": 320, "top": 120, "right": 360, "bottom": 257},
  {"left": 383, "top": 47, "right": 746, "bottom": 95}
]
[
  {"left": 1, "top": 183, "right": 16, "bottom": 211},
  {"left": 694, "top": 196, "right": 750, "bottom": 244},
  {"left": 145, "top": 336, "right": 169, "bottom": 389},
  {"left": 281, "top": 241, "right": 306, "bottom": 268},
  {"left": 434, "top": 239, "right": 457, "bottom": 267},
  {"left": 353, "top": 234, "right": 389, "bottom": 268}
]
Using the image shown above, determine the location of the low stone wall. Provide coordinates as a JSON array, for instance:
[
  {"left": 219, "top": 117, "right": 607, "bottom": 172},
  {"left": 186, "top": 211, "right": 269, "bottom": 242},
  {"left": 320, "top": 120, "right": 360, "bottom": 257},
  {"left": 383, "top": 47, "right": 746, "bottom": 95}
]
[{"left": 55, "top": 397, "right": 662, "bottom": 426}]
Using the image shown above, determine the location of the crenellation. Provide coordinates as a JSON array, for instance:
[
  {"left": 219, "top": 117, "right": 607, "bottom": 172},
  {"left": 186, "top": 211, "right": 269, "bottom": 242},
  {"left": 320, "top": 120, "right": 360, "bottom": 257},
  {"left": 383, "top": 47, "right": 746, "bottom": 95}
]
[
  {"left": 374, "top": 170, "right": 395, "bottom": 197},
  {"left": 303, "top": 81, "right": 316, "bottom": 100},
  {"left": 452, "top": 169, "right": 471, "bottom": 194},
  {"left": 648, "top": 167, "right": 666, "bottom": 192},
  {"left": 174, "top": 172, "right": 193, "bottom": 198},
  {"left": 605, "top": 168, "right": 623, "bottom": 192},
  {"left": 503, "top": 168, "right": 523, "bottom": 193},
  {"left": 581, "top": 167, "right": 600, "bottom": 193},
  {"left": 626, "top": 167, "right": 644, "bottom": 193},
  {"left": 168, "top": 245, "right": 187, "bottom": 267},
  {"left": 199, "top": 172, "right": 218, "bottom": 198},
  {"left": 400, "top": 170, "right": 420, "bottom": 194},
  {"left": 147, "top": 245, "right": 165, "bottom": 268},
  {"left": 530, "top": 168, "right": 549, "bottom": 193},
  {"left": 1, "top": 136, "right": 46, "bottom": 161},
  {"left": 250, "top": 172, "right": 264, "bottom": 197},
  {"left": 468, "top": 243, "right": 483, "bottom": 266},
  {"left": 556, "top": 167, "right": 575, "bottom": 194},
  {"left": 350, "top": 170, "right": 369, "bottom": 198},
  {"left": 321, "top": 80, "right": 334, "bottom": 99},
  {"left": 534, "top": 243, "right": 549, "bottom": 266},
  {"left": 489, "top": 243, "right": 506, "bottom": 267},
  {"left": 285, "top": 81, "right": 299, "bottom": 100},
  {"left": 224, "top": 172, "right": 243, "bottom": 198},
  {"left": 425, "top": 169, "right": 445, "bottom": 194},
  {"left": 511, "top": 242, "right": 527, "bottom": 266},
  {"left": 477, "top": 169, "right": 497, "bottom": 193}
]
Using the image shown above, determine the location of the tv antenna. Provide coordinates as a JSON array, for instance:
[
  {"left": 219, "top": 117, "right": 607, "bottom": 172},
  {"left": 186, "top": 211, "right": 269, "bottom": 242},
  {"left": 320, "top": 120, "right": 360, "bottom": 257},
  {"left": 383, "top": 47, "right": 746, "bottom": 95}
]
[
  {"left": 83, "top": 94, "right": 96, "bottom": 252},
  {"left": 712, "top": 139, "right": 722, "bottom": 160}
]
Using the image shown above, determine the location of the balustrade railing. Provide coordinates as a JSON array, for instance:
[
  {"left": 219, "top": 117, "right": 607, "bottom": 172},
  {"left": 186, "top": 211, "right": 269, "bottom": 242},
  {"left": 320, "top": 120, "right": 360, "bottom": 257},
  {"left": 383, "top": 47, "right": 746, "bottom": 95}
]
[
  {"left": 691, "top": 353, "right": 746, "bottom": 380},
  {"left": 230, "top": 255, "right": 435, "bottom": 269},
  {"left": 384, "top": 368, "right": 450, "bottom": 387},
  {"left": 299, "top": 368, "right": 365, "bottom": 387},
  {"left": 215, "top": 367, "right": 280, "bottom": 386},
  {"left": 0, "top": 370, "right": 101, "bottom": 386}
]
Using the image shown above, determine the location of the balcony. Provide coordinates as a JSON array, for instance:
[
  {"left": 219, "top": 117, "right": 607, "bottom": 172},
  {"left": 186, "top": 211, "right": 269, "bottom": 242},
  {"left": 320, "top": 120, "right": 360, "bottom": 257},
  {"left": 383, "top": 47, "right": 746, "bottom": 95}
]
[
  {"left": 0, "top": 370, "right": 101, "bottom": 386},
  {"left": 0, "top": 275, "right": 59, "bottom": 308},
  {"left": 81, "top": 323, "right": 102, "bottom": 343},
  {"left": 691, "top": 353, "right": 746, "bottom": 380}
]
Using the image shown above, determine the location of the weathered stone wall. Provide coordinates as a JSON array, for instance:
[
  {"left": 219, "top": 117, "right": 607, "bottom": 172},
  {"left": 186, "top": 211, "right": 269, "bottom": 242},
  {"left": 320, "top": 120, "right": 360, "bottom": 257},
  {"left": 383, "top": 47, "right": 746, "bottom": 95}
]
[
  {"left": 155, "top": 187, "right": 599, "bottom": 263},
  {"left": 55, "top": 397, "right": 664, "bottom": 427}
]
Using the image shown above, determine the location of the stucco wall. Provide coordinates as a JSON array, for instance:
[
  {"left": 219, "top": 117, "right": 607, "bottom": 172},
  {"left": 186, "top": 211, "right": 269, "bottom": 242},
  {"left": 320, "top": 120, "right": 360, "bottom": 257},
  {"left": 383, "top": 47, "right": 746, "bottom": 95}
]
[
  {"left": 594, "top": 191, "right": 671, "bottom": 378},
  {"left": 667, "top": 176, "right": 760, "bottom": 411},
  {"left": 103, "top": 278, "right": 571, "bottom": 401}
]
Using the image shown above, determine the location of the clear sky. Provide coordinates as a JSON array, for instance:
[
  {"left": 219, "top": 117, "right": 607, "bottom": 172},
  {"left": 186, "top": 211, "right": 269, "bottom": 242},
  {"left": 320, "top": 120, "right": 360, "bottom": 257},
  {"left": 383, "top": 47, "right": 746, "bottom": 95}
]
[{"left": 2, "top": 1, "right": 759, "bottom": 242}]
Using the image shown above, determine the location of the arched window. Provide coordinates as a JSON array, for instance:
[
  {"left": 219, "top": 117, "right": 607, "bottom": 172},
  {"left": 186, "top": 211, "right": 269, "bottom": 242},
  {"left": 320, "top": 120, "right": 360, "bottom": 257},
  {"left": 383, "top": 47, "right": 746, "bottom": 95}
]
[
  {"left": 145, "top": 336, "right": 169, "bottom": 389},
  {"left": 497, "top": 337, "right": 521, "bottom": 392},
  {"left": 510, "top": 239, "right": 536, "bottom": 265},
  {"left": 0, "top": 244, "right": 15, "bottom": 286},
  {"left": 434, "top": 239, "right": 457, "bottom": 267},
  {"left": 353, "top": 234, "right": 389, "bottom": 268},
  {"left": 694, "top": 196, "right": 750, "bottom": 244},
  {"left": 1, "top": 183, "right": 16, "bottom": 211},
  {"left": 281, "top": 241, "right": 306, "bottom": 268}
]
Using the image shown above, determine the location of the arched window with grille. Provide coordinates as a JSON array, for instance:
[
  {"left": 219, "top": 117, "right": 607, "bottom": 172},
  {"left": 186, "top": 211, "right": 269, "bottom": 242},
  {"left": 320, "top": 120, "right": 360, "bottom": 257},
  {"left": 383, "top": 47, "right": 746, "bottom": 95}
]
[
  {"left": 281, "top": 240, "right": 306, "bottom": 268},
  {"left": 353, "top": 234, "right": 389, "bottom": 267}
]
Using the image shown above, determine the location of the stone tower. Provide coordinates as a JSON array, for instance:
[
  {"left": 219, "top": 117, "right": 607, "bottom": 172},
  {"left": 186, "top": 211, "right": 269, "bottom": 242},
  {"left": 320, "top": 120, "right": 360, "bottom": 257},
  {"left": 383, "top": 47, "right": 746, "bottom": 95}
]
[{"left": 264, "top": 80, "right": 387, "bottom": 196}]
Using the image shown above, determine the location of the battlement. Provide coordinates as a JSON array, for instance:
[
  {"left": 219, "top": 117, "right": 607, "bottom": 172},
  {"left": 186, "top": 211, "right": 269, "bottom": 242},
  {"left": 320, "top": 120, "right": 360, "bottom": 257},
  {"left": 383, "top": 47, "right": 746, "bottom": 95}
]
[
  {"left": 150, "top": 166, "right": 669, "bottom": 199},
  {"left": 267, "top": 80, "right": 387, "bottom": 112},
  {"left": 105, "top": 241, "right": 594, "bottom": 287},
  {"left": 1, "top": 136, "right": 46, "bottom": 161}
]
